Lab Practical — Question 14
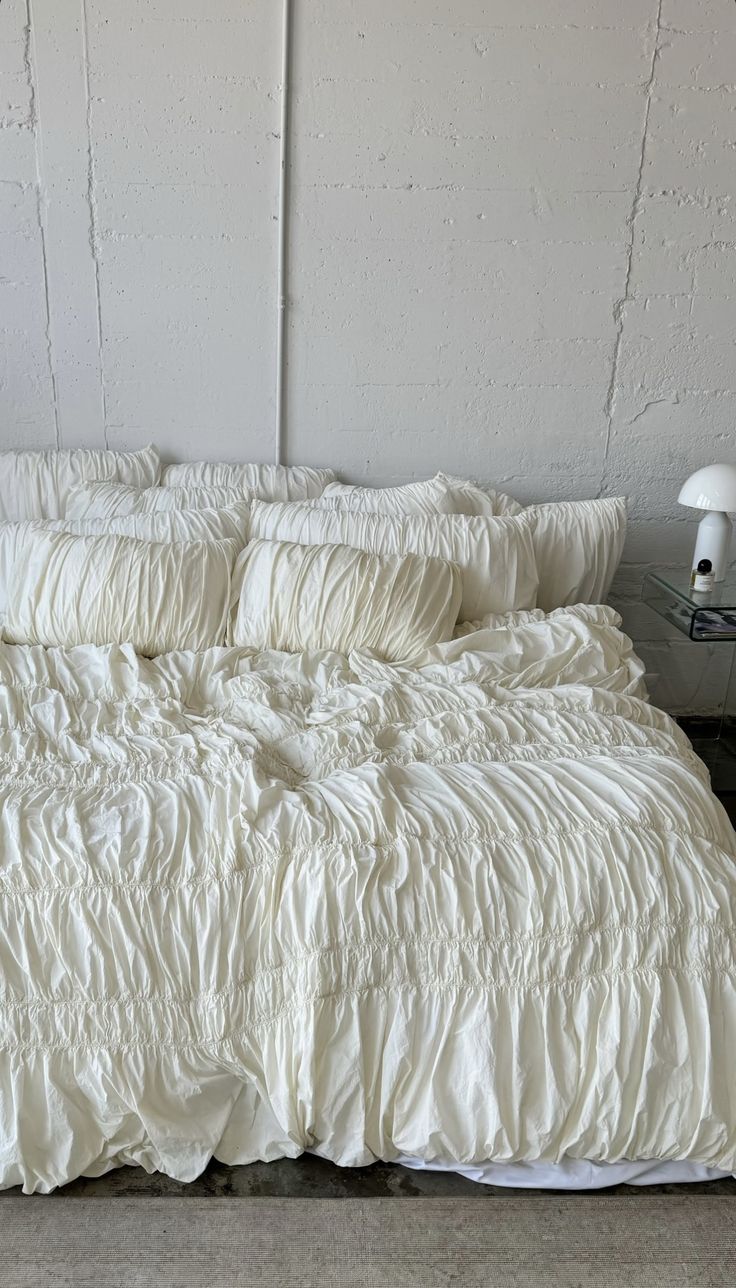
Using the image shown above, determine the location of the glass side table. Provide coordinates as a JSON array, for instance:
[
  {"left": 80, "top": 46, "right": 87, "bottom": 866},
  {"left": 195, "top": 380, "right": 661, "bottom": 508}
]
[{"left": 642, "top": 569, "right": 736, "bottom": 796}]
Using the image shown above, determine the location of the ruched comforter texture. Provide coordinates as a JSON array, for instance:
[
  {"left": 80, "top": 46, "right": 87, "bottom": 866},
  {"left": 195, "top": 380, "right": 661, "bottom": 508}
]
[{"left": 0, "top": 604, "right": 734, "bottom": 1192}]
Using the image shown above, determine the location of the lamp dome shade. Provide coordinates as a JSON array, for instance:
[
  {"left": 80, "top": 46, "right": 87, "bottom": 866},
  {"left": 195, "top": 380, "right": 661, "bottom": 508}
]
[{"left": 678, "top": 463, "right": 736, "bottom": 512}]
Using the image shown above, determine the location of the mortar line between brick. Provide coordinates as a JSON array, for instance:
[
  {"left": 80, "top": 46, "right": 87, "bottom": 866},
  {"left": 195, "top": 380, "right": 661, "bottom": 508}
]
[
  {"left": 24, "top": 0, "right": 60, "bottom": 448},
  {"left": 80, "top": 0, "right": 108, "bottom": 449},
  {"left": 599, "top": 0, "right": 663, "bottom": 492}
]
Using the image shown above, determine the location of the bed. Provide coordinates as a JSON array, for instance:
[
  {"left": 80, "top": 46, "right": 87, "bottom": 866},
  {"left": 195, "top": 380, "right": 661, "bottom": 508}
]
[{"left": 0, "top": 601, "right": 734, "bottom": 1192}]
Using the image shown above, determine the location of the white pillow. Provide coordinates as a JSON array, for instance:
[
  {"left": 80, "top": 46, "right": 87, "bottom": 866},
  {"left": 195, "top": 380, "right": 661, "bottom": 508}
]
[
  {"left": 528, "top": 498, "right": 627, "bottom": 611},
  {"left": 319, "top": 475, "right": 459, "bottom": 515},
  {"left": 230, "top": 538, "right": 462, "bottom": 660},
  {"left": 248, "top": 501, "right": 538, "bottom": 621},
  {"left": 161, "top": 461, "right": 334, "bottom": 500},
  {"left": 0, "top": 445, "right": 160, "bottom": 521},
  {"left": 0, "top": 504, "right": 251, "bottom": 627},
  {"left": 4, "top": 530, "right": 237, "bottom": 655},
  {"left": 66, "top": 482, "right": 248, "bottom": 519},
  {"left": 435, "top": 474, "right": 524, "bottom": 517},
  {"left": 319, "top": 474, "right": 522, "bottom": 518},
  {"left": 440, "top": 480, "right": 627, "bottom": 609}
]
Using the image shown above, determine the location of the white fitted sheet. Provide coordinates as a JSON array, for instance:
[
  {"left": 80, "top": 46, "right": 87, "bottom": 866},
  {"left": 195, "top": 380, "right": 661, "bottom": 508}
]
[{"left": 395, "top": 1155, "right": 733, "bottom": 1189}]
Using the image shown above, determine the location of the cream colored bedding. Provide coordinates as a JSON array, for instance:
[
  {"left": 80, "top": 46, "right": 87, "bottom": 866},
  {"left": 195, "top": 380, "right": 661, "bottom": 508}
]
[{"left": 0, "top": 604, "right": 734, "bottom": 1192}]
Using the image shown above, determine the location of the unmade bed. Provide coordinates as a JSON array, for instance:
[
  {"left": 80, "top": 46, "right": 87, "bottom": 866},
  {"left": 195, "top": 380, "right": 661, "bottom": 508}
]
[{"left": 0, "top": 604, "right": 733, "bottom": 1192}]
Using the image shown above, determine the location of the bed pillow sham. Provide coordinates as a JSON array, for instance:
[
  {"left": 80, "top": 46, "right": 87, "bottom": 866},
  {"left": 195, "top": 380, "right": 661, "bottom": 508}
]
[
  {"left": 442, "top": 480, "right": 627, "bottom": 609},
  {"left": 66, "top": 482, "right": 249, "bottom": 519},
  {"left": 319, "top": 476, "right": 460, "bottom": 516},
  {"left": 527, "top": 497, "right": 628, "bottom": 611},
  {"left": 0, "top": 504, "right": 250, "bottom": 627},
  {"left": 230, "top": 538, "right": 462, "bottom": 660},
  {"left": 319, "top": 474, "right": 522, "bottom": 517},
  {"left": 0, "top": 445, "right": 160, "bottom": 521},
  {"left": 161, "top": 461, "right": 334, "bottom": 501},
  {"left": 4, "top": 530, "right": 237, "bottom": 655},
  {"left": 248, "top": 501, "right": 538, "bottom": 620}
]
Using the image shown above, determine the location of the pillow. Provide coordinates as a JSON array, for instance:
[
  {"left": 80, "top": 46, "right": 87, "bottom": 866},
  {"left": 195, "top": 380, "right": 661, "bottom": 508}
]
[
  {"left": 4, "top": 530, "right": 237, "bottom": 655},
  {"left": 230, "top": 538, "right": 462, "bottom": 660},
  {"left": 434, "top": 474, "right": 524, "bottom": 517},
  {"left": 161, "top": 461, "right": 334, "bottom": 500},
  {"left": 66, "top": 482, "right": 248, "bottom": 519},
  {"left": 0, "top": 445, "right": 160, "bottom": 521},
  {"left": 319, "top": 475, "right": 460, "bottom": 516},
  {"left": 439, "top": 479, "right": 627, "bottom": 609},
  {"left": 0, "top": 504, "right": 250, "bottom": 626},
  {"left": 248, "top": 501, "right": 538, "bottom": 620},
  {"left": 528, "top": 498, "right": 627, "bottom": 611},
  {"left": 319, "top": 474, "right": 522, "bottom": 517}
]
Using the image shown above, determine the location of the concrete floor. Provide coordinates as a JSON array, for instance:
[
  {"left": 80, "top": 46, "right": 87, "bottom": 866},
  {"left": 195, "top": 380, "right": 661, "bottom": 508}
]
[{"left": 2, "top": 1156, "right": 734, "bottom": 1199}]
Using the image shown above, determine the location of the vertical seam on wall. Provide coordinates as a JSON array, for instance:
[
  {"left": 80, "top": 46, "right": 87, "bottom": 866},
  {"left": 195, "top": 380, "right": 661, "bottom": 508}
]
[
  {"left": 24, "top": 0, "right": 60, "bottom": 447},
  {"left": 599, "top": 0, "right": 663, "bottom": 493},
  {"left": 80, "top": 0, "right": 108, "bottom": 449}
]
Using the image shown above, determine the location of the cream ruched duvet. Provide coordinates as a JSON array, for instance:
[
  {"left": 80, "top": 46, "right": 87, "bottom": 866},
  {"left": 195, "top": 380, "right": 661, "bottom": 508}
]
[
  {"left": 0, "top": 604, "right": 734, "bottom": 1193},
  {"left": 230, "top": 538, "right": 462, "bottom": 659}
]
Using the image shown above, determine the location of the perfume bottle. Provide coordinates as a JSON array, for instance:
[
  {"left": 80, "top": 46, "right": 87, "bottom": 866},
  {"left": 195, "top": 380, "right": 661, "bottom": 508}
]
[{"left": 691, "top": 558, "right": 715, "bottom": 593}]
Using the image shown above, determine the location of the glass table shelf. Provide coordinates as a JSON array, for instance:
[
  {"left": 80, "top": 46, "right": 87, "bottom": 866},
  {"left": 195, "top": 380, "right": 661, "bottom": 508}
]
[
  {"left": 641, "top": 570, "right": 736, "bottom": 641},
  {"left": 642, "top": 569, "right": 736, "bottom": 795}
]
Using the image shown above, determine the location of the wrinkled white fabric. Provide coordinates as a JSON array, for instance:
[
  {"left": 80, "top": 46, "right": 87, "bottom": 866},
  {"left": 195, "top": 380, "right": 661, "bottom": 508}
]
[
  {"left": 249, "top": 501, "right": 538, "bottom": 620},
  {"left": 397, "top": 1156, "right": 734, "bottom": 1189},
  {"left": 66, "top": 482, "right": 250, "bottom": 519},
  {"left": 319, "top": 475, "right": 462, "bottom": 515},
  {"left": 230, "top": 538, "right": 461, "bottom": 660},
  {"left": 4, "top": 530, "right": 237, "bottom": 654},
  {"left": 0, "top": 446, "right": 160, "bottom": 521},
  {"left": 0, "top": 507, "right": 251, "bottom": 626},
  {"left": 161, "top": 461, "right": 334, "bottom": 500},
  {"left": 320, "top": 474, "right": 523, "bottom": 518},
  {"left": 0, "top": 604, "right": 734, "bottom": 1193},
  {"left": 460, "top": 485, "right": 628, "bottom": 610},
  {"left": 528, "top": 498, "right": 628, "bottom": 611},
  {"left": 434, "top": 474, "right": 524, "bottom": 517}
]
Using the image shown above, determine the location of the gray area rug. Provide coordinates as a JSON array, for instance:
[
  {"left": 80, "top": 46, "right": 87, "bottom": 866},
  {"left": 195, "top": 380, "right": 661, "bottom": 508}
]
[{"left": 1, "top": 1195, "right": 734, "bottom": 1287}]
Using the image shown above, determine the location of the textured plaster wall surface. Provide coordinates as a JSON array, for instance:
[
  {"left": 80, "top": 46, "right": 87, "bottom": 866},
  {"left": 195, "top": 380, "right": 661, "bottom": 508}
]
[{"left": 1, "top": 0, "right": 735, "bottom": 711}]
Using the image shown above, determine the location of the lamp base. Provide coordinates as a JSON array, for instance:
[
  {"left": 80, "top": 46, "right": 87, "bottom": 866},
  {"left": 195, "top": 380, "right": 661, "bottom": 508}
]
[{"left": 692, "top": 510, "right": 733, "bottom": 582}]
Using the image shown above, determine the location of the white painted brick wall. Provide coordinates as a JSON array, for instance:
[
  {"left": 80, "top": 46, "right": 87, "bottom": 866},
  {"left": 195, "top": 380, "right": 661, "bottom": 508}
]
[{"left": 1, "top": 0, "right": 735, "bottom": 715}]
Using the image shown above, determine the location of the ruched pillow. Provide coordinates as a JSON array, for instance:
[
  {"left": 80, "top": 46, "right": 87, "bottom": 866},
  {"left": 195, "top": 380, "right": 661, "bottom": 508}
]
[
  {"left": 528, "top": 498, "right": 628, "bottom": 611},
  {"left": 321, "top": 473, "right": 522, "bottom": 518},
  {"left": 0, "top": 445, "right": 160, "bottom": 521},
  {"left": 248, "top": 502, "right": 538, "bottom": 621},
  {"left": 230, "top": 538, "right": 462, "bottom": 659},
  {"left": 66, "top": 482, "right": 249, "bottom": 519},
  {"left": 161, "top": 461, "right": 334, "bottom": 500},
  {"left": 0, "top": 504, "right": 250, "bottom": 626},
  {"left": 4, "top": 530, "right": 237, "bottom": 655},
  {"left": 442, "top": 481, "right": 627, "bottom": 609},
  {"left": 318, "top": 475, "right": 460, "bottom": 515}
]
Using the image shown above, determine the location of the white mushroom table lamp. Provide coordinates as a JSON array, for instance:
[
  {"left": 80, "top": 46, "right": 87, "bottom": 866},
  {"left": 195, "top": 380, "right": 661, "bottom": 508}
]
[{"left": 678, "top": 463, "right": 736, "bottom": 583}]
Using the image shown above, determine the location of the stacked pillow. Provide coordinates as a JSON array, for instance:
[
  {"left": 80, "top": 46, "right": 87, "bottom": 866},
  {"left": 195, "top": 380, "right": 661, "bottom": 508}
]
[
  {"left": 318, "top": 473, "right": 520, "bottom": 518},
  {"left": 5, "top": 529, "right": 237, "bottom": 656},
  {"left": 161, "top": 460, "right": 334, "bottom": 501},
  {"left": 230, "top": 539, "right": 462, "bottom": 661},
  {"left": 313, "top": 472, "right": 627, "bottom": 612},
  {"left": 66, "top": 481, "right": 251, "bottom": 518},
  {"left": 0, "top": 449, "right": 627, "bottom": 658},
  {"left": 249, "top": 500, "right": 538, "bottom": 622},
  {"left": 0, "top": 504, "right": 251, "bottom": 626},
  {"left": 0, "top": 444, "right": 160, "bottom": 520}
]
